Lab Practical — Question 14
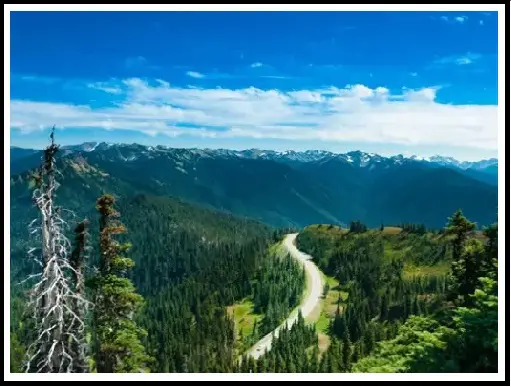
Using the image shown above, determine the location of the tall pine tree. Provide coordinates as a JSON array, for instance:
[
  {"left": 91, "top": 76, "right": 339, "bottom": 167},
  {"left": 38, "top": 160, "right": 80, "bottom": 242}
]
[{"left": 89, "top": 194, "right": 152, "bottom": 373}]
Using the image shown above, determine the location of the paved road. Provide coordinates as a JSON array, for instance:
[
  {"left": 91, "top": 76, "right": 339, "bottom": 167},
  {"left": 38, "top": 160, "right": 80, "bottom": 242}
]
[{"left": 245, "top": 233, "right": 323, "bottom": 360}]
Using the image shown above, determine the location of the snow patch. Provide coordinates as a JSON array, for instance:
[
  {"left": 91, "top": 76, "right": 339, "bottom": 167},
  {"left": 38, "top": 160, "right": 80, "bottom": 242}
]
[{"left": 175, "top": 166, "right": 188, "bottom": 174}]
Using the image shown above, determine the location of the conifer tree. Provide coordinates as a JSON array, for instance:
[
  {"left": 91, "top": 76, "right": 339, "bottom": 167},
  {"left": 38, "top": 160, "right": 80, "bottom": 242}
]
[
  {"left": 67, "top": 219, "right": 90, "bottom": 372},
  {"left": 309, "top": 345, "right": 319, "bottom": 373},
  {"left": 90, "top": 194, "right": 152, "bottom": 373},
  {"left": 445, "top": 209, "right": 476, "bottom": 263},
  {"left": 450, "top": 239, "right": 487, "bottom": 303},
  {"left": 483, "top": 222, "right": 498, "bottom": 266},
  {"left": 342, "top": 336, "right": 352, "bottom": 372}
]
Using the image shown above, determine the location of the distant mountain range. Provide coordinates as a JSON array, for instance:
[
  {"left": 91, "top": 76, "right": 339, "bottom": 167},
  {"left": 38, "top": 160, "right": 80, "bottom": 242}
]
[
  {"left": 11, "top": 142, "right": 498, "bottom": 177},
  {"left": 10, "top": 142, "right": 498, "bottom": 229}
]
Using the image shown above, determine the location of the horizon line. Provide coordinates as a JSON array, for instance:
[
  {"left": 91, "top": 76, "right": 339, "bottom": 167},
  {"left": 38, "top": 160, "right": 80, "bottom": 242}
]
[{"left": 10, "top": 140, "right": 499, "bottom": 163}]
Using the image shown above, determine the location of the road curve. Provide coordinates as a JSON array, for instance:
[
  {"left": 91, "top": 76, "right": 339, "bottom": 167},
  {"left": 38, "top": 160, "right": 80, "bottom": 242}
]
[{"left": 245, "top": 233, "right": 323, "bottom": 360}]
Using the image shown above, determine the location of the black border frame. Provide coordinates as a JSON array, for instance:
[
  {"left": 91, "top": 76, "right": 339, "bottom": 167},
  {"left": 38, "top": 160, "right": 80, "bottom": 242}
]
[{"left": 4, "top": 3, "right": 510, "bottom": 386}]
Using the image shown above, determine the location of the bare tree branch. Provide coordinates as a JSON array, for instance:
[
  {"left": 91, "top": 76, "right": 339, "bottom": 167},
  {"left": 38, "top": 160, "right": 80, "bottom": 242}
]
[{"left": 24, "top": 127, "right": 90, "bottom": 373}]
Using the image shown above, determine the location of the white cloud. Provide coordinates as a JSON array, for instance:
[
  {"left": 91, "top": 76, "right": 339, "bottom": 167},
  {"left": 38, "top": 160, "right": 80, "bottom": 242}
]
[
  {"left": 434, "top": 52, "right": 482, "bottom": 66},
  {"left": 260, "top": 75, "right": 292, "bottom": 80},
  {"left": 87, "top": 82, "right": 123, "bottom": 94},
  {"left": 438, "top": 15, "right": 468, "bottom": 24},
  {"left": 250, "top": 62, "right": 264, "bottom": 68},
  {"left": 186, "top": 71, "right": 205, "bottom": 79},
  {"left": 10, "top": 78, "right": 497, "bottom": 152}
]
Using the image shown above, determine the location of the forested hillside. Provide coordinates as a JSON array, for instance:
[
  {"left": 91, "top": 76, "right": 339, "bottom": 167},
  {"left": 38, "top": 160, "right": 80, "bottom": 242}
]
[
  {"left": 10, "top": 136, "right": 306, "bottom": 373},
  {"left": 10, "top": 189, "right": 296, "bottom": 372},
  {"left": 10, "top": 143, "right": 498, "bottom": 228},
  {"left": 9, "top": 138, "right": 499, "bottom": 374},
  {"left": 234, "top": 216, "right": 498, "bottom": 373}
]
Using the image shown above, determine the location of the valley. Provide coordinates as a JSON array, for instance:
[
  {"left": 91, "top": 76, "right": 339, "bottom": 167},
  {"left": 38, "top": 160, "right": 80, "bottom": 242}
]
[
  {"left": 9, "top": 141, "right": 499, "bottom": 374},
  {"left": 245, "top": 233, "right": 323, "bottom": 359},
  {"left": 10, "top": 142, "right": 498, "bottom": 229},
  {"left": 8, "top": 8, "right": 501, "bottom": 379}
]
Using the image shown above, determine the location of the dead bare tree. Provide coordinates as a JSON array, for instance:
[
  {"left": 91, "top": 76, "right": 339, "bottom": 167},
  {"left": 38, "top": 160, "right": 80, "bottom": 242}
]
[{"left": 24, "top": 127, "right": 89, "bottom": 373}]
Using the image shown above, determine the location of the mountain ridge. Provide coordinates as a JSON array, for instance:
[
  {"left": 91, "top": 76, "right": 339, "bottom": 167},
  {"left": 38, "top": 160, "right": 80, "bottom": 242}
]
[
  {"left": 10, "top": 141, "right": 498, "bottom": 170},
  {"left": 10, "top": 141, "right": 497, "bottom": 229}
]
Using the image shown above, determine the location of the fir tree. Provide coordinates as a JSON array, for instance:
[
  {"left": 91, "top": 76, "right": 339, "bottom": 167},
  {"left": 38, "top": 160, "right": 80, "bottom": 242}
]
[
  {"left": 68, "top": 219, "right": 89, "bottom": 373},
  {"left": 89, "top": 194, "right": 152, "bottom": 373},
  {"left": 445, "top": 209, "right": 476, "bottom": 263}
]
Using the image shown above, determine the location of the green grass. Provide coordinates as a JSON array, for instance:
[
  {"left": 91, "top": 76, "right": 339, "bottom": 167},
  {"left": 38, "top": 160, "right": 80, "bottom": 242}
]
[
  {"left": 269, "top": 240, "right": 286, "bottom": 257},
  {"left": 304, "top": 224, "right": 348, "bottom": 244},
  {"left": 314, "top": 273, "right": 348, "bottom": 335},
  {"left": 403, "top": 261, "right": 450, "bottom": 279},
  {"left": 383, "top": 240, "right": 404, "bottom": 261},
  {"left": 227, "top": 298, "right": 262, "bottom": 341}
]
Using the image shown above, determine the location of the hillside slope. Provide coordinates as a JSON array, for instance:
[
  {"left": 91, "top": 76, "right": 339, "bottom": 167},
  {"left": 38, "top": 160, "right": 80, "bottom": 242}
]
[{"left": 10, "top": 143, "right": 498, "bottom": 228}]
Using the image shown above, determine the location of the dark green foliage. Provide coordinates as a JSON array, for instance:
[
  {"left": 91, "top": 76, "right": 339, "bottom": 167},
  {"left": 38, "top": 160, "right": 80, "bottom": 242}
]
[
  {"left": 11, "top": 144, "right": 498, "bottom": 229},
  {"left": 400, "top": 223, "right": 427, "bottom": 235},
  {"left": 483, "top": 222, "right": 498, "bottom": 264},
  {"left": 352, "top": 274, "right": 498, "bottom": 373},
  {"left": 12, "top": 187, "right": 275, "bottom": 373},
  {"left": 449, "top": 239, "right": 487, "bottom": 303},
  {"left": 10, "top": 332, "right": 25, "bottom": 373},
  {"left": 444, "top": 209, "right": 485, "bottom": 304},
  {"left": 445, "top": 209, "right": 476, "bottom": 264},
  {"left": 89, "top": 195, "right": 152, "bottom": 373},
  {"left": 68, "top": 219, "right": 89, "bottom": 373},
  {"left": 122, "top": 195, "right": 275, "bottom": 372},
  {"left": 10, "top": 142, "right": 499, "bottom": 374},
  {"left": 294, "top": 211, "right": 494, "bottom": 371},
  {"left": 349, "top": 220, "right": 367, "bottom": 233},
  {"left": 239, "top": 312, "right": 318, "bottom": 373},
  {"left": 253, "top": 254, "right": 305, "bottom": 334}
]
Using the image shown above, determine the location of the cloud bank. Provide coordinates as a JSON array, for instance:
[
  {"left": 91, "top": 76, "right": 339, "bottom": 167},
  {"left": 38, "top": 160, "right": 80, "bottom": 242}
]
[{"left": 10, "top": 78, "right": 497, "bottom": 151}]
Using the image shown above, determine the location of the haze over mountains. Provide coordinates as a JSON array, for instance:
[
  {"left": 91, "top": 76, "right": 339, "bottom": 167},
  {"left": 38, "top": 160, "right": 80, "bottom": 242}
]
[{"left": 10, "top": 142, "right": 498, "bottom": 229}]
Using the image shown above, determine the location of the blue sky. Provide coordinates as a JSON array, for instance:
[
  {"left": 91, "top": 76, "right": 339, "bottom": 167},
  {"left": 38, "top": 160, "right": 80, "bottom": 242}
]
[{"left": 9, "top": 11, "right": 499, "bottom": 160}]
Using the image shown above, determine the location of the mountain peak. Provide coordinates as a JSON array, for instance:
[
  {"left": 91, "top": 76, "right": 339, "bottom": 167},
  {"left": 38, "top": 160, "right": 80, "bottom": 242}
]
[{"left": 16, "top": 141, "right": 497, "bottom": 171}]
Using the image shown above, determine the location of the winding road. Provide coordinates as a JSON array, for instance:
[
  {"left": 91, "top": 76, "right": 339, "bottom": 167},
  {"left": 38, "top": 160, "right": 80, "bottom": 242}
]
[{"left": 245, "top": 233, "right": 323, "bottom": 360}]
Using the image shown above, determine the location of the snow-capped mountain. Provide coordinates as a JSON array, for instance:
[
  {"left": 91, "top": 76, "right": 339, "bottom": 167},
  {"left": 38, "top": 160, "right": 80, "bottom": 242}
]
[
  {"left": 13, "top": 141, "right": 497, "bottom": 174},
  {"left": 10, "top": 141, "right": 498, "bottom": 229},
  {"left": 417, "top": 155, "right": 498, "bottom": 171}
]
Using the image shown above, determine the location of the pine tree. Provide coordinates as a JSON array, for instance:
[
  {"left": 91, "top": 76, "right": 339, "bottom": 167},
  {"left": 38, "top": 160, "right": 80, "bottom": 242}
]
[
  {"left": 363, "top": 324, "right": 376, "bottom": 355},
  {"left": 309, "top": 345, "right": 319, "bottom": 373},
  {"left": 445, "top": 209, "right": 476, "bottom": 263},
  {"left": 68, "top": 219, "right": 89, "bottom": 372},
  {"left": 483, "top": 222, "right": 498, "bottom": 267},
  {"left": 323, "top": 282, "right": 330, "bottom": 298},
  {"left": 352, "top": 342, "right": 362, "bottom": 364},
  {"left": 380, "top": 293, "right": 389, "bottom": 320},
  {"left": 342, "top": 337, "right": 351, "bottom": 372},
  {"left": 450, "top": 239, "right": 487, "bottom": 303},
  {"left": 90, "top": 194, "right": 152, "bottom": 373},
  {"left": 413, "top": 295, "right": 422, "bottom": 316}
]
